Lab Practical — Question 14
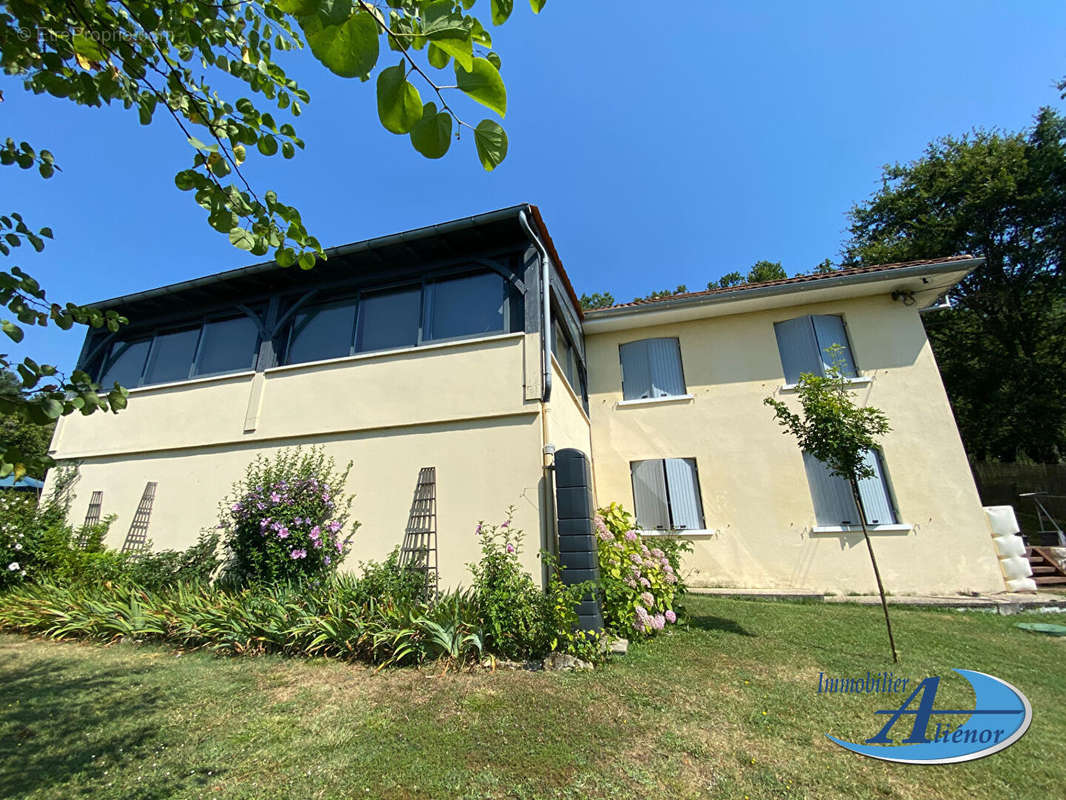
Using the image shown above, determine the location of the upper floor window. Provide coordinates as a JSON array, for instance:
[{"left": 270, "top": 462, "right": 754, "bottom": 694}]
[
  {"left": 197, "top": 315, "right": 261, "bottom": 376},
  {"left": 283, "top": 271, "right": 510, "bottom": 366},
  {"left": 145, "top": 326, "right": 200, "bottom": 384},
  {"left": 96, "top": 313, "right": 261, "bottom": 389},
  {"left": 357, "top": 286, "right": 421, "bottom": 353},
  {"left": 424, "top": 272, "right": 505, "bottom": 341},
  {"left": 773, "top": 314, "right": 856, "bottom": 384},
  {"left": 98, "top": 338, "right": 151, "bottom": 388},
  {"left": 630, "top": 457, "right": 705, "bottom": 532},
  {"left": 803, "top": 449, "right": 897, "bottom": 527},
  {"left": 619, "top": 338, "right": 685, "bottom": 400},
  {"left": 287, "top": 300, "right": 357, "bottom": 365}
]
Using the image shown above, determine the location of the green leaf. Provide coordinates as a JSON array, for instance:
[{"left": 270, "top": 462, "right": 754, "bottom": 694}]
[
  {"left": 72, "top": 33, "right": 105, "bottom": 62},
  {"left": 276, "top": 0, "right": 320, "bottom": 14},
  {"left": 410, "top": 103, "right": 452, "bottom": 159},
  {"left": 257, "top": 136, "right": 279, "bottom": 156},
  {"left": 376, "top": 64, "right": 423, "bottom": 135},
  {"left": 456, "top": 58, "right": 507, "bottom": 117},
  {"left": 275, "top": 247, "right": 297, "bottom": 268},
  {"left": 491, "top": 0, "right": 514, "bottom": 25},
  {"left": 486, "top": 51, "right": 502, "bottom": 70},
  {"left": 40, "top": 397, "right": 63, "bottom": 420},
  {"left": 427, "top": 43, "right": 451, "bottom": 69},
  {"left": 530, "top": 0, "right": 547, "bottom": 12},
  {"left": 423, "top": 1, "right": 473, "bottom": 71},
  {"left": 229, "top": 228, "right": 256, "bottom": 251},
  {"left": 297, "top": 252, "right": 317, "bottom": 270},
  {"left": 1, "top": 320, "right": 23, "bottom": 343},
  {"left": 107, "top": 389, "right": 128, "bottom": 411},
  {"left": 474, "top": 119, "right": 508, "bottom": 171},
  {"left": 301, "top": 10, "right": 380, "bottom": 80}
]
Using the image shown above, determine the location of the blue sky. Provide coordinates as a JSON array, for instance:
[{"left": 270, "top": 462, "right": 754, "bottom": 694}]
[{"left": 3, "top": 1, "right": 1064, "bottom": 373}]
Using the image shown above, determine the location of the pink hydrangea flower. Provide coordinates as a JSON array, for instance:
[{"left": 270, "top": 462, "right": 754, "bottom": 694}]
[
  {"left": 640, "top": 591, "right": 655, "bottom": 607},
  {"left": 624, "top": 531, "right": 638, "bottom": 542},
  {"left": 651, "top": 548, "right": 664, "bottom": 559},
  {"left": 665, "top": 609, "right": 677, "bottom": 624},
  {"left": 652, "top": 614, "right": 665, "bottom": 630},
  {"left": 640, "top": 577, "right": 651, "bottom": 588}
]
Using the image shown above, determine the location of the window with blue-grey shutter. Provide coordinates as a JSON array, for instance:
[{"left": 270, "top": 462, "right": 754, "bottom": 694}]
[
  {"left": 630, "top": 457, "right": 705, "bottom": 531},
  {"left": 773, "top": 314, "right": 857, "bottom": 384},
  {"left": 802, "top": 449, "right": 897, "bottom": 526},
  {"left": 619, "top": 338, "right": 686, "bottom": 400}
]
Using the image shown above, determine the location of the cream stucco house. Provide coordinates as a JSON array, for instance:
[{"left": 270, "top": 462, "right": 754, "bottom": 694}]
[{"left": 46, "top": 204, "right": 1006, "bottom": 595}]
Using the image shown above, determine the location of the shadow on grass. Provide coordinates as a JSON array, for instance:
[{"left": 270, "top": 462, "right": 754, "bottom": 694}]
[
  {"left": 0, "top": 647, "right": 226, "bottom": 799},
  {"left": 683, "top": 614, "right": 757, "bottom": 637}
]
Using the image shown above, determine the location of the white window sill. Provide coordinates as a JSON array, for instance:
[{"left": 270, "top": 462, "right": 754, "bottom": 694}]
[
  {"left": 780, "top": 376, "right": 871, "bottom": 393},
  {"left": 811, "top": 523, "right": 913, "bottom": 534},
  {"left": 617, "top": 394, "right": 695, "bottom": 408},
  {"left": 637, "top": 528, "right": 715, "bottom": 538},
  {"left": 127, "top": 370, "right": 257, "bottom": 395}
]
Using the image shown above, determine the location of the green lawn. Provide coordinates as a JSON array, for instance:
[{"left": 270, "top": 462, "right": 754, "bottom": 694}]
[{"left": 1, "top": 596, "right": 1063, "bottom": 800}]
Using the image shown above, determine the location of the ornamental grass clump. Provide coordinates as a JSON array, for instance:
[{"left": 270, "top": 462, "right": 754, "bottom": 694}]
[
  {"left": 219, "top": 447, "right": 357, "bottom": 586},
  {"left": 595, "top": 502, "right": 688, "bottom": 637}
]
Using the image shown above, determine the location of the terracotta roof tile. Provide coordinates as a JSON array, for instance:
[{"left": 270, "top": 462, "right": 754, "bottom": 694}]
[{"left": 584, "top": 255, "right": 978, "bottom": 314}]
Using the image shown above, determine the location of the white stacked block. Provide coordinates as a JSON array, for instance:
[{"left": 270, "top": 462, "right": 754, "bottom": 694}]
[{"left": 983, "top": 506, "right": 1037, "bottom": 593}]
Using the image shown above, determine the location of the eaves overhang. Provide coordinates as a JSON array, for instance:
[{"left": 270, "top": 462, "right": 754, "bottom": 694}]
[{"left": 581, "top": 257, "right": 982, "bottom": 334}]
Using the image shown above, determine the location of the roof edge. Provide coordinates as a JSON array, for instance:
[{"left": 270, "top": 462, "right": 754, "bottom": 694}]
[
  {"left": 89, "top": 204, "right": 536, "bottom": 309},
  {"left": 583, "top": 256, "right": 983, "bottom": 321}
]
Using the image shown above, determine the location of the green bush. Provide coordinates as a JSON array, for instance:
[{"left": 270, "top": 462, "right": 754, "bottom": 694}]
[
  {"left": 351, "top": 547, "right": 430, "bottom": 607},
  {"left": 0, "top": 479, "right": 117, "bottom": 588},
  {"left": 469, "top": 508, "right": 597, "bottom": 661},
  {"left": 122, "top": 532, "right": 221, "bottom": 590},
  {"left": 218, "top": 447, "right": 358, "bottom": 586},
  {"left": 595, "top": 502, "right": 691, "bottom": 637}
]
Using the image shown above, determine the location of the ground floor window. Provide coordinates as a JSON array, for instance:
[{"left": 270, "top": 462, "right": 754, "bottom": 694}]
[
  {"left": 803, "top": 449, "right": 897, "bottom": 526},
  {"left": 630, "top": 458, "right": 705, "bottom": 531}
]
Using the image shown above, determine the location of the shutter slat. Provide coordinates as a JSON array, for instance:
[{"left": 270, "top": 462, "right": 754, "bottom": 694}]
[
  {"left": 647, "top": 338, "right": 685, "bottom": 397},
  {"left": 620, "top": 341, "right": 653, "bottom": 400},
  {"left": 774, "top": 317, "right": 820, "bottom": 383},
  {"left": 803, "top": 452, "right": 859, "bottom": 526},
  {"left": 665, "top": 458, "right": 703, "bottom": 530},
  {"left": 812, "top": 315, "right": 857, "bottom": 377},
  {"left": 857, "top": 450, "right": 897, "bottom": 525},
  {"left": 631, "top": 460, "right": 670, "bottom": 530}
]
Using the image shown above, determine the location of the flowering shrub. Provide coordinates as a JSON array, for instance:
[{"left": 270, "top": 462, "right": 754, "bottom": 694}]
[
  {"left": 219, "top": 447, "right": 357, "bottom": 586},
  {"left": 470, "top": 507, "right": 598, "bottom": 661},
  {"left": 595, "top": 502, "right": 689, "bottom": 637},
  {"left": 0, "top": 491, "right": 35, "bottom": 588}
]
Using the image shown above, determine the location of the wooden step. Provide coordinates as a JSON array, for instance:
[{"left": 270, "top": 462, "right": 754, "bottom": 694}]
[
  {"left": 1035, "top": 576, "right": 1066, "bottom": 586},
  {"left": 1032, "top": 565, "right": 1058, "bottom": 574}
]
